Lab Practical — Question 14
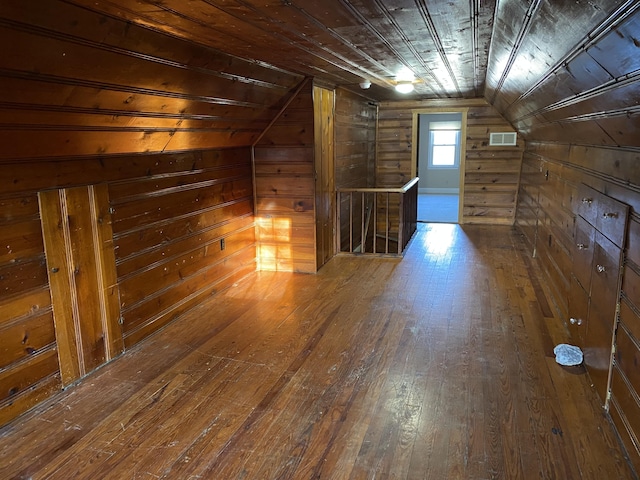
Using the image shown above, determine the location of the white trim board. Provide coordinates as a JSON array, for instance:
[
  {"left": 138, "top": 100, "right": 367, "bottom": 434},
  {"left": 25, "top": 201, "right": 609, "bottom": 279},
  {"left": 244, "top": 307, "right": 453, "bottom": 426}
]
[{"left": 419, "top": 188, "right": 460, "bottom": 194}]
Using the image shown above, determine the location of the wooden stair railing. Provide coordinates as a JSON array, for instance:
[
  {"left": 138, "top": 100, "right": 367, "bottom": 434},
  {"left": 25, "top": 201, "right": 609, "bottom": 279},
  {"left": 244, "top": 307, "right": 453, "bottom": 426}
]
[{"left": 337, "top": 177, "right": 419, "bottom": 256}]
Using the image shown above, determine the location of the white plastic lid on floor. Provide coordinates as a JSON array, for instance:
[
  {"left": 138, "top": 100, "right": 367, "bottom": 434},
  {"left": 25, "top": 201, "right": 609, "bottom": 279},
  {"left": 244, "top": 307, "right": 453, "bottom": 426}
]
[{"left": 554, "top": 344, "right": 583, "bottom": 366}]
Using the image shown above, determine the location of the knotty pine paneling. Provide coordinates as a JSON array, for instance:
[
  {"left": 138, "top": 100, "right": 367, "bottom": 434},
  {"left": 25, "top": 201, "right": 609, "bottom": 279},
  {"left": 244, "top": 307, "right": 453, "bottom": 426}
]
[
  {"left": 0, "top": 1, "right": 304, "bottom": 427},
  {"left": 0, "top": 0, "right": 302, "bottom": 161},
  {"left": 108, "top": 150, "right": 256, "bottom": 347},
  {"left": 254, "top": 82, "right": 316, "bottom": 273},
  {"left": 495, "top": 2, "right": 640, "bottom": 150},
  {"left": 0, "top": 148, "right": 257, "bottom": 426},
  {"left": 39, "top": 185, "right": 123, "bottom": 386},
  {"left": 516, "top": 142, "right": 640, "bottom": 321},
  {"left": 334, "top": 89, "right": 377, "bottom": 189},
  {"left": 0, "top": 194, "right": 60, "bottom": 427},
  {"left": 335, "top": 88, "right": 377, "bottom": 252},
  {"left": 377, "top": 99, "right": 524, "bottom": 225}
]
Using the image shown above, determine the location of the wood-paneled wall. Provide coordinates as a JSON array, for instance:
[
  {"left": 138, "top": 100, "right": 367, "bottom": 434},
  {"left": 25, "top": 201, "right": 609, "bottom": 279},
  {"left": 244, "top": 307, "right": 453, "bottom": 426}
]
[
  {"left": 515, "top": 141, "right": 640, "bottom": 470},
  {"left": 494, "top": 3, "right": 640, "bottom": 470},
  {"left": 0, "top": 1, "right": 301, "bottom": 159},
  {"left": 313, "top": 85, "right": 336, "bottom": 269},
  {"left": 377, "top": 99, "right": 524, "bottom": 225},
  {"left": 0, "top": 1, "right": 301, "bottom": 426},
  {"left": 516, "top": 143, "right": 640, "bottom": 323},
  {"left": 254, "top": 81, "right": 317, "bottom": 273},
  {"left": 334, "top": 88, "right": 377, "bottom": 252},
  {"left": 0, "top": 149, "right": 257, "bottom": 426},
  {"left": 111, "top": 150, "right": 257, "bottom": 348},
  {"left": 335, "top": 89, "right": 377, "bottom": 190},
  {"left": 0, "top": 192, "right": 59, "bottom": 426}
]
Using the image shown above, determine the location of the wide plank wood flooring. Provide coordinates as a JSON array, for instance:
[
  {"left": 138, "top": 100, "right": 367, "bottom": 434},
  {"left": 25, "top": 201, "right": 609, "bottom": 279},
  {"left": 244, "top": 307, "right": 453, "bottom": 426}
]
[{"left": 0, "top": 223, "right": 635, "bottom": 479}]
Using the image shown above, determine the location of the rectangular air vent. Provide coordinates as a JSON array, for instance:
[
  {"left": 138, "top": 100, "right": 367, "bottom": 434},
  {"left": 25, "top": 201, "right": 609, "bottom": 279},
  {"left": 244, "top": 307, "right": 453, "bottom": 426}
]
[{"left": 489, "top": 132, "right": 517, "bottom": 146}]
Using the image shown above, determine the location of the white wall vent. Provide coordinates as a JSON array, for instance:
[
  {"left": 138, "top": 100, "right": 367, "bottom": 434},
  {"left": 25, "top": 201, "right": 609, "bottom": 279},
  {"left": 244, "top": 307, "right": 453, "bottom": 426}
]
[{"left": 489, "top": 132, "right": 517, "bottom": 146}]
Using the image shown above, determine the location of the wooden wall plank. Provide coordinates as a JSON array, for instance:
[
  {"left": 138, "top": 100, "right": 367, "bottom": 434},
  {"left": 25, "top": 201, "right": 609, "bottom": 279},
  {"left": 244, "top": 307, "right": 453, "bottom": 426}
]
[
  {"left": 90, "top": 184, "right": 124, "bottom": 360},
  {"left": 313, "top": 85, "right": 336, "bottom": 269},
  {"left": 254, "top": 81, "right": 317, "bottom": 273},
  {"left": 3, "top": 146, "right": 260, "bottom": 420},
  {"left": 38, "top": 189, "right": 82, "bottom": 385},
  {"left": 335, "top": 88, "right": 377, "bottom": 190},
  {"left": 516, "top": 142, "right": 640, "bottom": 324},
  {"left": 0, "top": 189, "right": 56, "bottom": 424},
  {"left": 0, "top": 0, "right": 300, "bottom": 162},
  {"left": 377, "top": 98, "right": 523, "bottom": 225},
  {"left": 38, "top": 185, "right": 124, "bottom": 384}
]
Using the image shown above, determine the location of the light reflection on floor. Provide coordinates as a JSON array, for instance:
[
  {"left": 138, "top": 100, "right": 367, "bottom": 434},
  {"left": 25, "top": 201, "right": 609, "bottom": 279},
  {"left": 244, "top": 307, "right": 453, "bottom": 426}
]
[{"left": 419, "top": 223, "right": 457, "bottom": 256}]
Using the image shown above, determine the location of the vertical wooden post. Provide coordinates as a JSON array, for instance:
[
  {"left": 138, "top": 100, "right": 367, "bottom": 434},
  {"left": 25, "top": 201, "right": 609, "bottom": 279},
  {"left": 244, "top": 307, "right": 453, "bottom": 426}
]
[{"left": 313, "top": 85, "right": 335, "bottom": 269}]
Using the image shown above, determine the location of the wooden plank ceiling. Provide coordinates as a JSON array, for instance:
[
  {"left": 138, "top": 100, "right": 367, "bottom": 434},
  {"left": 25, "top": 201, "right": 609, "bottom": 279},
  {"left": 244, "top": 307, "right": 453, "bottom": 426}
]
[
  {"left": 66, "top": 0, "right": 496, "bottom": 99},
  {"left": 64, "top": 0, "right": 633, "bottom": 106}
]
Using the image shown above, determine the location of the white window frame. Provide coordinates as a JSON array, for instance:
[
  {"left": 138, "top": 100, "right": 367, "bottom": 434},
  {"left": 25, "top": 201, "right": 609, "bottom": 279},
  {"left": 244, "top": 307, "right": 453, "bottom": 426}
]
[{"left": 428, "top": 128, "right": 460, "bottom": 169}]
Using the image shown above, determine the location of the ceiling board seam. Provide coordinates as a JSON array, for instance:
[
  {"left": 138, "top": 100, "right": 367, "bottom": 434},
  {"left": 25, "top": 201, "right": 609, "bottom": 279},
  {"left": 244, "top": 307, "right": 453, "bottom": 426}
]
[
  {"left": 513, "top": 69, "right": 640, "bottom": 123},
  {"left": 488, "top": 0, "right": 544, "bottom": 105},
  {"left": 505, "top": 0, "right": 640, "bottom": 115},
  {"left": 0, "top": 68, "right": 268, "bottom": 109},
  {"left": 339, "top": 0, "right": 440, "bottom": 95},
  {"left": 0, "top": 17, "right": 290, "bottom": 91},
  {"left": 204, "top": 0, "right": 392, "bottom": 87},
  {"left": 526, "top": 148, "right": 640, "bottom": 190},
  {"left": 0, "top": 124, "right": 261, "bottom": 133},
  {"left": 0, "top": 102, "right": 273, "bottom": 124},
  {"left": 62, "top": 0, "right": 300, "bottom": 78},
  {"left": 283, "top": 3, "right": 398, "bottom": 79},
  {"left": 414, "top": 0, "right": 462, "bottom": 96},
  {"left": 555, "top": 105, "right": 640, "bottom": 123},
  {"left": 470, "top": 0, "right": 481, "bottom": 96}
]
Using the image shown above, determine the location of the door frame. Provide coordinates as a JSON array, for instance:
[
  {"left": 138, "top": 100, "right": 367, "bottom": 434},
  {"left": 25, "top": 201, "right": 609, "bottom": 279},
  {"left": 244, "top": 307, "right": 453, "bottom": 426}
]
[{"left": 411, "top": 108, "right": 469, "bottom": 224}]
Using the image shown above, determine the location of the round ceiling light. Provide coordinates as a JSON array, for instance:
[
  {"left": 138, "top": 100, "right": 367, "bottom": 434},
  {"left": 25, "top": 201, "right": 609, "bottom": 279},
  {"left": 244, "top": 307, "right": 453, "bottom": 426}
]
[{"left": 395, "top": 81, "right": 414, "bottom": 94}]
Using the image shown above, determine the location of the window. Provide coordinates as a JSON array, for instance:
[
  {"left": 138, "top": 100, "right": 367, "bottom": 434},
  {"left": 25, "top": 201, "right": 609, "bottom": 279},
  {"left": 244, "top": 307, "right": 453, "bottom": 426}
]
[{"left": 429, "top": 126, "right": 460, "bottom": 168}]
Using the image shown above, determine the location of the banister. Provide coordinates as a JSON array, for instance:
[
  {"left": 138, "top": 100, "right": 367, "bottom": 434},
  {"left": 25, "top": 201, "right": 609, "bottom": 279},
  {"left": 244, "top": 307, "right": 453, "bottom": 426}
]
[
  {"left": 336, "top": 177, "right": 419, "bottom": 257},
  {"left": 337, "top": 177, "right": 419, "bottom": 194}
]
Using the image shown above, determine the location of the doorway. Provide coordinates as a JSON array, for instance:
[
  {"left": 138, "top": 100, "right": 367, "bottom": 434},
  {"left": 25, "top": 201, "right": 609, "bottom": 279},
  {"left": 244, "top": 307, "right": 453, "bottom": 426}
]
[{"left": 414, "top": 111, "right": 465, "bottom": 223}]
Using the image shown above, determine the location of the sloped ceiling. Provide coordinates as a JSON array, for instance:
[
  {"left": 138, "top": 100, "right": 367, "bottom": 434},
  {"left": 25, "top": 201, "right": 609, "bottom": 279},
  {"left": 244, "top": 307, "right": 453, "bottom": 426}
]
[
  {"left": 68, "top": 0, "right": 495, "bottom": 99},
  {"left": 66, "top": 0, "right": 640, "bottom": 146}
]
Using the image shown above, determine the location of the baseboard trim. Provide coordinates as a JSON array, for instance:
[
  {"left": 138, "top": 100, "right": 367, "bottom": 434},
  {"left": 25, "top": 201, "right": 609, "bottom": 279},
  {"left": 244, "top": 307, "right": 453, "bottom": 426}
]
[{"left": 418, "top": 188, "right": 460, "bottom": 194}]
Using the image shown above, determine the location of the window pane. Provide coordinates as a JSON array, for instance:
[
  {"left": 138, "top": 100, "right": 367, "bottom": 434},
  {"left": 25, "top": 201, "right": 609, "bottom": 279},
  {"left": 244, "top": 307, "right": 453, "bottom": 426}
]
[
  {"left": 432, "top": 130, "right": 458, "bottom": 145},
  {"left": 432, "top": 145, "right": 456, "bottom": 166}
]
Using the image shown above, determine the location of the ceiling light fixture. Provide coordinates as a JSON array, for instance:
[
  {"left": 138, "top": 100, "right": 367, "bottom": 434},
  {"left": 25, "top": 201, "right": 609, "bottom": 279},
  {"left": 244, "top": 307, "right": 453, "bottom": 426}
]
[
  {"left": 359, "top": 79, "right": 371, "bottom": 89},
  {"left": 395, "top": 81, "right": 414, "bottom": 94}
]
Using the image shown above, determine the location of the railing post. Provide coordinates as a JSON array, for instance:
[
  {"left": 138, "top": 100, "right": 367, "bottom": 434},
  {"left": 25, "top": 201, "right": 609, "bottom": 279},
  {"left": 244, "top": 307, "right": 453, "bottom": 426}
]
[
  {"left": 361, "top": 191, "right": 365, "bottom": 253},
  {"left": 398, "top": 192, "right": 404, "bottom": 255},
  {"left": 373, "top": 193, "right": 378, "bottom": 254},
  {"left": 336, "top": 191, "right": 342, "bottom": 254},
  {"left": 349, "top": 192, "right": 353, "bottom": 253},
  {"left": 385, "top": 192, "right": 389, "bottom": 254}
]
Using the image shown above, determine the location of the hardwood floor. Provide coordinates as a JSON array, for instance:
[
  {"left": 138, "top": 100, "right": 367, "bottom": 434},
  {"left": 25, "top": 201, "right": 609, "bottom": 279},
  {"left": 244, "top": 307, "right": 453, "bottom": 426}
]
[
  {"left": 417, "top": 194, "right": 459, "bottom": 223},
  {"left": 0, "top": 224, "right": 635, "bottom": 479}
]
